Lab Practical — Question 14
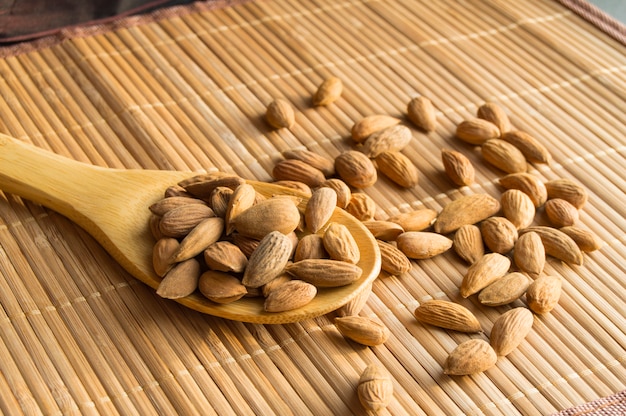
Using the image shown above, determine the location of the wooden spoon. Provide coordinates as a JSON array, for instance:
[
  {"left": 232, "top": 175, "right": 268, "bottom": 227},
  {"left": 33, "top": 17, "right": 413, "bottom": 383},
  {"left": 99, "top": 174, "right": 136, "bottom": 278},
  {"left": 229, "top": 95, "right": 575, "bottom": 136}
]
[{"left": 0, "top": 134, "right": 380, "bottom": 324}]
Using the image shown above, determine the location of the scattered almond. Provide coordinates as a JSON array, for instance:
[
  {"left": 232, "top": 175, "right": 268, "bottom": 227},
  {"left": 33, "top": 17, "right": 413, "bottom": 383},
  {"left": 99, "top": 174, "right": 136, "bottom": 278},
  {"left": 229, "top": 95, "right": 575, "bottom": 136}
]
[
  {"left": 544, "top": 198, "right": 579, "bottom": 227},
  {"left": 266, "top": 98, "right": 295, "bottom": 129},
  {"left": 499, "top": 172, "right": 548, "bottom": 207},
  {"left": 286, "top": 259, "right": 362, "bottom": 287},
  {"left": 501, "top": 130, "right": 551, "bottom": 164},
  {"left": 460, "top": 253, "right": 511, "bottom": 298},
  {"left": 526, "top": 275, "right": 562, "bottom": 314},
  {"left": 283, "top": 149, "right": 335, "bottom": 177},
  {"left": 242, "top": 231, "right": 293, "bottom": 288},
  {"left": 397, "top": 231, "right": 453, "bottom": 259},
  {"left": 444, "top": 339, "right": 497, "bottom": 375},
  {"left": 453, "top": 224, "right": 484, "bottom": 264},
  {"left": 441, "top": 148, "right": 475, "bottom": 187},
  {"left": 477, "top": 102, "right": 510, "bottom": 134},
  {"left": 351, "top": 115, "right": 401, "bottom": 143},
  {"left": 434, "top": 193, "right": 501, "bottom": 235},
  {"left": 490, "top": 307, "right": 534, "bottom": 356},
  {"left": 362, "top": 124, "right": 413, "bottom": 158},
  {"left": 345, "top": 193, "right": 377, "bottom": 221},
  {"left": 414, "top": 299, "right": 482, "bottom": 333},
  {"left": 232, "top": 197, "right": 301, "bottom": 240},
  {"left": 513, "top": 232, "right": 545, "bottom": 277},
  {"left": 374, "top": 150, "right": 419, "bottom": 188},
  {"left": 456, "top": 118, "right": 500, "bottom": 145},
  {"left": 478, "top": 272, "right": 530, "bottom": 306},
  {"left": 335, "top": 316, "right": 390, "bottom": 346},
  {"left": 312, "top": 76, "right": 343, "bottom": 106},
  {"left": 357, "top": 364, "right": 393, "bottom": 412},
  {"left": 156, "top": 258, "right": 201, "bottom": 299},
  {"left": 559, "top": 226, "right": 602, "bottom": 252},
  {"left": 363, "top": 220, "right": 404, "bottom": 241},
  {"left": 389, "top": 209, "right": 438, "bottom": 232},
  {"left": 377, "top": 239, "right": 412, "bottom": 276},
  {"left": 520, "top": 226, "right": 583, "bottom": 265},
  {"left": 501, "top": 189, "right": 536, "bottom": 230},
  {"left": 335, "top": 150, "right": 378, "bottom": 189},
  {"left": 323, "top": 222, "right": 361, "bottom": 264},
  {"left": 319, "top": 178, "right": 352, "bottom": 209},
  {"left": 480, "top": 216, "right": 518, "bottom": 255},
  {"left": 407, "top": 96, "right": 437, "bottom": 131},
  {"left": 481, "top": 138, "right": 528, "bottom": 174},
  {"left": 272, "top": 159, "right": 326, "bottom": 188},
  {"left": 264, "top": 280, "right": 317, "bottom": 312},
  {"left": 545, "top": 178, "right": 588, "bottom": 209},
  {"left": 305, "top": 187, "right": 337, "bottom": 233}
]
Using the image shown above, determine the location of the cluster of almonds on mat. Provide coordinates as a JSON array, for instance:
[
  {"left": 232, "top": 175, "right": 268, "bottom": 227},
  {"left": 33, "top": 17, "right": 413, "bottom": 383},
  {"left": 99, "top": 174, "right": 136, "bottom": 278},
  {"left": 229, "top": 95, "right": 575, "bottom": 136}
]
[{"left": 148, "top": 171, "right": 367, "bottom": 313}]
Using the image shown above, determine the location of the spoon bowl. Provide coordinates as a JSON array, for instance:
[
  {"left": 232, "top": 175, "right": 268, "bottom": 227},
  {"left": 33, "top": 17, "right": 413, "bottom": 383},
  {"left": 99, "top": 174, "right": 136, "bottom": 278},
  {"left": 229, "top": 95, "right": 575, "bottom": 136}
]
[{"left": 0, "top": 134, "right": 380, "bottom": 324}]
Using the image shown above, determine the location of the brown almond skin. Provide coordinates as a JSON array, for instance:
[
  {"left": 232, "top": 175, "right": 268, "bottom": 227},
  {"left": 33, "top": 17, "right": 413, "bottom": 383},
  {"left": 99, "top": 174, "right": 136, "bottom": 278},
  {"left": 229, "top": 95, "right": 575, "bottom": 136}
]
[
  {"left": 444, "top": 339, "right": 497, "bottom": 375},
  {"left": 414, "top": 299, "right": 482, "bottom": 333},
  {"left": 481, "top": 138, "right": 528, "bottom": 174},
  {"left": 323, "top": 222, "right": 361, "bottom": 264},
  {"left": 283, "top": 149, "right": 335, "bottom": 177},
  {"left": 153, "top": 237, "right": 180, "bottom": 277},
  {"left": 513, "top": 232, "right": 545, "bottom": 277},
  {"left": 477, "top": 102, "right": 511, "bottom": 134},
  {"left": 545, "top": 178, "right": 588, "bottom": 209},
  {"left": 243, "top": 231, "right": 293, "bottom": 288},
  {"left": 294, "top": 233, "right": 328, "bottom": 262},
  {"left": 478, "top": 272, "right": 530, "bottom": 306},
  {"left": 453, "top": 224, "right": 485, "bottom": 264},
  {"left": 225, "top": 183, "right": 257, "bottom": 235},
  {"left": 319, "top": 178, "right": 352, "bottom": 209},
  {"left": 156, "top": 258, "right": 201, "bottom": 299},
  {"left": 389, "top": 209, "right": 438, "bottom": 232},
  {"left": 335, "top": 150, "right": 378, "bottom": 189},
  {"left": 158, "top": 204, "right": 216, "bottom": 238},
  {"left": 203, "top": 241, "right": 248, "bottom": 273},
  {"left": 362, "top": 124, "right": 413, "bottom": 158},
  {"left": 520, "top": 226, "right": 583, "bottom": 266},
  {"left": 305, "top": 187, "right": 337, "bottom": 233},
  {"left": 375, "top": 151, "right": 419, "bottom": 188},
  {"left": 559, "top": 226, "right": 602, "bottom": 252},
  {"left": 345, "top": 193, "right": 377, "bottom": 222},
  {"left": 364, "top": 221, "right": 405, "bottom": 241},
  {"left": 334, "top": 316, "right": 390, "bottom": 346},
  {"left": 264, "top": 280, "right": 317, "bottom": 313},
  {"left": 441, "top": 148, "right": 475, "bottom": 187},
  {"left": 544, "top": 198, "right": 579, "bottom": 227},
  {"left": 149, "top": 196, "right": 208, "bottom": 217},
  {"left": 273, "top": 180, "right": 312, "bottom": 197},
  {"left": 501, "top": 130, "right": 552, "bottom": 164},
  {"left": 182, "top": 175, "right": 245, "bottom": 200},
  {"left": 501, "top": 189, "right": 536, "bottom": 230},
  {"left": 434, "top": 194, "right": 501, "bottom": 235},
  {"left": 480, "top": 216, "right": 518, "bottom": 255},
  {"left": 377, "top": 240, "right": 412, "bottom": 276},
  {"left": 209, "top": 187, "right": 234, "bottom": 218},
  {"left": 266, "top": 98, "right": 295, "bottom": 129},
  {"left": 272, "top": 159, "right": 326, "bottom": 188},
  {"left": 490, "top": 307, "right": 534, "bottom": 356},
  {"left": 357, "top": 364, "right": 393, "bottom": 412},
  {"left": 526, "top": 275, "right": 562, "bottom": 314},
  {"left": 407, "top": 96, "right": 437, "bottom": 132},
  {"left": 456, "top": 118, "right": 500, "bottom": 145},
  {"left": 499, "top": 172, "right": 548, "bottom": 208},
  {"left": 312, "top": 76, "right": 343, "bottom": 106},
  {"left": 286, "top": 259, "right": 362, "bottom": 287},
  {"left": 171, "top": 217, "right": 225, "bottom": 262},
  {"left": 198, "top": 270, "right": 248, "bottom": 304},
  {"left": 351, "top": 115, "right": 401, "bottom": 143},
  {"left": 233, "top": 197, "right": 302, "bottom": 240},
  {"left": 460, "top": 253, "right": 511, "bottom": 298},
  {"left": 397, "top": 231, "right": 453, "bottom": 259}
]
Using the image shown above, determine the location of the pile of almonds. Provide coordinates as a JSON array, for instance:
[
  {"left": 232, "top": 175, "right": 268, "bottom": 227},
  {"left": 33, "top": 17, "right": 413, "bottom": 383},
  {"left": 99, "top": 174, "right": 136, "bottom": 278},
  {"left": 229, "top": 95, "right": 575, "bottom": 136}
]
[{"left": 151, "top": 76, "right": 602, "bottom": 412}]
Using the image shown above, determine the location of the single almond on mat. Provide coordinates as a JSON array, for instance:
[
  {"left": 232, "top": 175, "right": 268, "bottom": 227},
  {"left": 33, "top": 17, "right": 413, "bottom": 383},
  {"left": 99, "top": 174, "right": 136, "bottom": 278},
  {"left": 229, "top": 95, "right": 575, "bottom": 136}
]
[
  {"left": 414, "top": 299, "right": 482, "bottom": 333},
  {"left": 444, "top": 339, "right": 497, "bottom": 375},
  {"left": 490, "top": 307, "right": 534, "bottom": 356},
  {"left": 434, "top": 193, "right": 501, "bottom": 235}
]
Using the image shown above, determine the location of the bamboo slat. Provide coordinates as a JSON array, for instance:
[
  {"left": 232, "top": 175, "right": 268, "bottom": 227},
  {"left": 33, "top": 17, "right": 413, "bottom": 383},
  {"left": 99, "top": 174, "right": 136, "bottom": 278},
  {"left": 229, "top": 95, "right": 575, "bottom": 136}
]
[{"left": 0, "top": 0, "right": 624, "bottom": 415}]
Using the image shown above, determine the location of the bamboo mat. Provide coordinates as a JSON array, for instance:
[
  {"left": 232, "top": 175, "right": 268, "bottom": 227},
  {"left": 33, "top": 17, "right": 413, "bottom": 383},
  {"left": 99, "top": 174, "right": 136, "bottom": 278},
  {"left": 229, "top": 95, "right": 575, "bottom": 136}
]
[{"left": 0, "top": 0, "right": 625, "bottom": 414}]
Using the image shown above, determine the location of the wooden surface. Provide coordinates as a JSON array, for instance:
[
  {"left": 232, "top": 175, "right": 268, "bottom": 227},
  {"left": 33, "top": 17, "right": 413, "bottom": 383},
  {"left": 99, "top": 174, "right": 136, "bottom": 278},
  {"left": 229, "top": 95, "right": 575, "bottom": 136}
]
[{"left": 0, "top": 0, "right": 624, "bottom": 414}]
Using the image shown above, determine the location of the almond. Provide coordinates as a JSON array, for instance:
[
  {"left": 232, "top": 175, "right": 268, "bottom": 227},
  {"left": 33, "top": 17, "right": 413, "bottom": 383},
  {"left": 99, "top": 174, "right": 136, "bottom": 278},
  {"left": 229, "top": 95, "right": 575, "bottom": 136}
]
[
  {"left": 323, "top": 222, "right": 361, "bottom": 264},
  {"left": 182, "top": 174, "right": 245, "bottom": 199},
  {"left": 264, "top": 280, "right": 317, "bottom": 312},
  {"left": 453, "top": 224, "right": 484, "bottom": 264},
  {"left": 544, "top": 198, "right": 579, "bottom": 227},
  {"left": 209, "top": 186, "right": 234, "bottom": 218},
  {"left": 388, "top": 209, "right": 438, "bottom": 232},
  {"left": 198, "top": 270, "right": 248, "bottom": 304},
  {"left": 413, "top": 299, "right": 482, "bottom": 333},
  {"left": 319, "top": 178, "right": 352, "bottom": 209},
  {"left": 407, "top": 96, "right": 437, "bottom": 132},
  {"left": 501, "top": 189, "right": 536, "bottom": 230},
  {"left": 156, "top": 258, "right": 201, "bottom": 299},
  {"left": 397, "top": 231, "right": 453, "bottom": 259},
  {"left": 272, "top": 159, "right": 326, "bottom": 188},
  {"left": 481, "top": 138, "right": 528, "bottom": 174},
  {"left": 286, "top": 259, "right": 362, "bottom": 287},
  {"left": 526, "top": 275, "right": 562, "bottom": 314},
  {"left": 294, "top": 234, "right": 328, "bottom": 262},
  {"left": 305, "top": 187, "right": 337, "bottom": 233},
  {"left": 444, "top": 339, "right": 497, "bottom": 375},
  {"left": 351, "top": 115, "right": 401, "bottom": 143},
  {"left": 233, "top": 197, "right": 302, "bottom": 240},
  {"left": 203, "top": 241, "right": 248, "bottom": 273},
  {"left": 513, "top": 232, "right": 545, "bottom": 277},
  {"left": 283, "top": 149, "right": 335, "bottom": 177},
  {"left": 559, "top": 226, "right": 602, "bottom": 252},
  {"left": 266, "top": 98, "right": 295, "bottom": 129},
  {"left": 434, "top": 194, "right": 501, "bottom": 235},
  {"left": 520, "top": 226, "right": 583, "bottom": 265},
  {"left": 312, "top": 76, "right": 343, "bottom": 106},
  {"left": 149, "top": 196, "right": 208, "bottom": 216},
  {"left": 499, "top": 172, "right": 548, "bottom": 207},
  {"left": 334, "top": 316, "right": 390, "bottom": 346},
  {"left": 152, "top": 237, "right": 180, "bottom": 277},
  {"left": 362, "top": 125, "right": 413, "bottom": 158},
  {"left": 158, "top": 204, "right": 216, "bottom": 238},
  {"left": 374, "top": 150, "right": 419, "bottom": 188},
  {"left": 363, "top": 220, "right": 405, "bottom": 241},
  {"left": 480, "top": 216, "right": 518, "bottom": 255},
  {"left": 377, "top": 240, "right": 412, "bottom": 276},
  {"left": 460, "top": 253, "right": 511, "bottom": 298},
  {"left": 490, "top": 307, "right": 534, "bottom": 356},
  {"left": 545, "top": 178, "right": 588, "bottom": 209},
  {"left": 230, "top": 233, "right": 260, "bottom": 258},
  {"left": 501, "top": 130, "right": 552, "bottom": 164},
  {"left": 334, "top": 150, "right": 378, "bottom": 189},
  {"left": 477, "top": 102, "right": 511, "bottom": 134},
  {"left": 478, "top": 272, "right": 530, "bottom": 306},
  {"left": 225, "top": 183, "right": 257, "bottom": 235},
  {"left": 345, "top": 193, "right": 377, "bottom": 222},
  {"left": 242, "top": 231, "right": 293, "bottom": 288},
  {"left": 455, "top": 118, "right": 500, "bottom": 145},
  {"left": 441, "top": 148, "right": 475, "bottom": 187},
  {"left": 171, "top": 217, "right": 225, "bottom": 262},
  {"left": 357, "top": 364, "right": 393, "bottom": 412},
  {"left": 149, "top": 214, "right": 164, "bottom": 240}
]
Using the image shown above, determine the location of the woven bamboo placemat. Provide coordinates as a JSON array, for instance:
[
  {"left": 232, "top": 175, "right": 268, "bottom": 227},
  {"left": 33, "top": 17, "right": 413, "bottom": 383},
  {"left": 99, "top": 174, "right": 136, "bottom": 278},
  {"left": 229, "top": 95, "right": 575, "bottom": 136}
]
[{"left": 0, "top": 0, "right": 624, "bottom": 414}]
